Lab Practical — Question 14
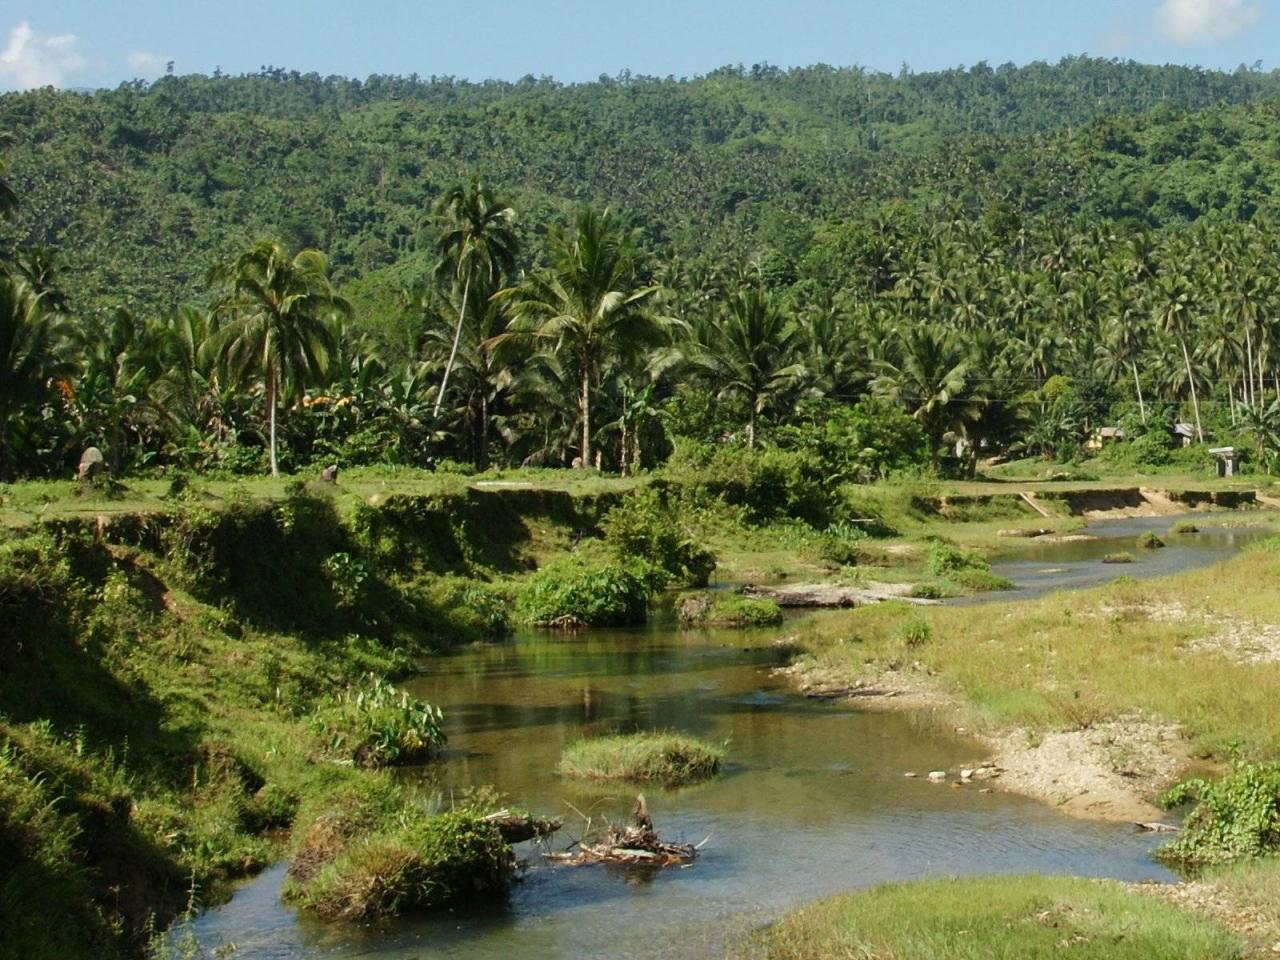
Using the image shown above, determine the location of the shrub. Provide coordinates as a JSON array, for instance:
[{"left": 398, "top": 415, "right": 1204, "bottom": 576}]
[
  {"left": 773, "top": 397, "right": 930, "bottom": 484},
  {"left": 558, "top": 732, "right": 725, "bottom": 785},
  {"left": 1158, "top": 762, "right": 1280, "bottom": 866},
  {"left": 899, "top": 617, "right": 933, "bottom": 647},
  {"left": 920, "top": 542, "right": 1011, "bottom": 591},
  {"left": 1172, "top": 521, "right": 1201, "bottom": 534},
  {"left": 662, "top": 441, "right": 832, "bottom": 527},
  {"left": 1103, "top": 552, "right": 1135, "bottom": 564},
  {"left": 413, "top": 576, "right": 512, "bottom": 642},
  {"left": 601, "top": 489, "right": 717, "bottom": 586},
  {"left": 286, "top": 802, "right": 512, "bottom": 921},
  {"left": 924, "top": 542, "right": 988, "bottom": 578},
  {"left": 1137, "top": 531, "right": 1166, "bottom": 549},
  {"left": 311, "top": 676, "right": 445, "bottom": 769},
  {"left": 517, "top": 556, "right": 653, "bottom": 627},
  {"left": 907, "top": 581, "right": 956, "bottom": 600},
  {"left": 679, "top": 591, "right": 783, "bottom": 628}
]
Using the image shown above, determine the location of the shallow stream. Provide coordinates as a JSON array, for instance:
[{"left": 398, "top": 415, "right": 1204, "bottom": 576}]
[{"left": 191, "top": 513, "right": 1270, "bottom": 959}]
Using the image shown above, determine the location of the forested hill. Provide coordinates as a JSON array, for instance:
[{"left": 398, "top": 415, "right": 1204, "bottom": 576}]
[{"left": 5, "top": 57, "right": 1280, "bottom": 314}]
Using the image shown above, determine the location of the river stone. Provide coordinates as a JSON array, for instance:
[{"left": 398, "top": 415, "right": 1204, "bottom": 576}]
[
  {"left": 927, "top": 770, "right": 947, "bottom": 782},
  {"left": 319, "top": 463, "right": 339, "bottom": 483}
]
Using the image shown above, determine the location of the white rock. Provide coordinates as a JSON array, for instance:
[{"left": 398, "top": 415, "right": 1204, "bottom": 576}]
[
  {"left": 903, "top": 771, "right": 918, "bottom": 778},
  {"left": 928, "top": 770, "right": 947, "bottom": 782},
  {"left": 960, "top": 768, "right": 974, "bottom": 781}
]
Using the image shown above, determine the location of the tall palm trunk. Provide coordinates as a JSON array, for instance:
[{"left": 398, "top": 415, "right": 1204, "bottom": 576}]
[
  {"left": 1246, "top": 327, "right": 1256, "bottom": 411},
  {"left": 580, "top": 363, "right": 592, "bottom": 468},
  {"left": 434, "top": 271, "right": 471, "bottom": 420},
  {"left": 267, "top": 366, "right": 279, "bottom": 477},
  {"left": 1131, "top": 361, "right": 1146, "bottom": 426},
  {"left": 747, "top": 405, "right": 757, "bottom": 449},
  {"left": 1181, "top": 338, "right": 1203, "bottom": 443}
]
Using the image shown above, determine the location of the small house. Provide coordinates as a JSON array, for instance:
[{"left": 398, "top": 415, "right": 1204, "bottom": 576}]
[
  {"left": 1173, "top": 423, "right": 1196, "bottom": 447},
  {"left": 1085, "top": 426, "right": 1125, "bottom": 452}
]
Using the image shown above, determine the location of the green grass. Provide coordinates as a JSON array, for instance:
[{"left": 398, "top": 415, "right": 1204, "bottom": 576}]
[
  {"left": 282, "top": 784, "right": 512, "bottom": 921},
  {"left": 739, "top": 875, "right": 1243, "bottom": 960},
  {"left": 557, "top": 732, "right": 725, "bottom": 785},
  {"left": 679, "top": 591, "right": 783, "bottom": 627}
]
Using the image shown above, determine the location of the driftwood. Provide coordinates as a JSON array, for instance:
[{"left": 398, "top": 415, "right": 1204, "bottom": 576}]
[
  {"left": 543, "top": 794, "right": 701, "bottom": 868},
  {"left": 742, "top": 583, "right": 939, "bottom": 608},
  {"left": 482, "top": 809, "right": 562, "bottom": 844}
]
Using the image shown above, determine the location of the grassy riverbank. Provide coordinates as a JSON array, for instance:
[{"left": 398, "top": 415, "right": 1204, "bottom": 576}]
[
  {"left": 788, "top": 540, "right": 1280, "bottom": 765},
  {"left": 737, "top": 873, "right": 1258, "bottom": 960}
]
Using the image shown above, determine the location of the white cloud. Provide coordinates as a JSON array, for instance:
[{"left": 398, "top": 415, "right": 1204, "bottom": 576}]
[
  {"left": 0, "top": 20, "right": 87, "bottom": 90},
  {"left": 1156, "top": 0, "right": 1263, "bottom": 45},
  {"left": 127, "top": 51, "right": 170, "bottom": 77}
]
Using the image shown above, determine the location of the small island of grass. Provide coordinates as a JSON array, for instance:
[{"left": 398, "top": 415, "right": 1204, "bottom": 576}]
[
  {"left": 679, "top": 591, "right": 784, "bottom": 627},
  {"left": 558, "top": 733, "right": 725, "bottom": 785}
]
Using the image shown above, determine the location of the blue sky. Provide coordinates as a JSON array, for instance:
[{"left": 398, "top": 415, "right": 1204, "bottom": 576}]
[{"left": 1, "top": 0, "right": 1275, "bottom": 91}]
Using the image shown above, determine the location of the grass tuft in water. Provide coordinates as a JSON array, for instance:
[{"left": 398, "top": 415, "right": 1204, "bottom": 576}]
[{"left": 558, "top": 732, "right": 725, "bottom": 785}]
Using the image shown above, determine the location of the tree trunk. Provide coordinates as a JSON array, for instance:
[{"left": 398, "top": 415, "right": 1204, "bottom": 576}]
[
  {"left": 631, "top": 426, "right": 642, "bottom": 474},
  {"left": 433, "top": 271, "right": 471, "bottom": 420},
  {"left": 1131, "top": 361, "right": 1146, "bottom": 426},
  {"left": 1181, "top": 338, "right": 1203, "bottom": 443},
  {"left": 479, "top": 393, "right": 489, "bottom": 471},
  {"left": 746, "top": 406, "right": 756, "bottom": 449},
  {"left": 619, "top": 419, "right": 628, "bottom": 476},
  {"left": 1246, "top": 328, "right": 1256, "bottom": 411},
  {"left": 580, "top": 364, "right": 592, "bottom": 468},
  {"left": 267, "top": 367, "right": 279, "bottom": 477}
]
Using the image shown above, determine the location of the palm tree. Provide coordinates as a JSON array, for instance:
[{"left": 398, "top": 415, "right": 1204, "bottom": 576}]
[
  {"left": 0, "top": 134, "right": 17, "bottom": 221},
  {"left": 203, "top": 239, "right": 350, "bottom": 476},
  {"left": 688, "top": 285, "right": 807, "bottom": 448},
  {"left": 497, "top": 208, "right": 669, "bottom": 468},
  {"left": 422, "top": 273, "right": 515, "bottom": 468},
  {"left": 0, "top": 276, "right": 75, "bottom": 478},
  {"left": 873, "top": 325, "right": 976, "bottom": 473},
  {"left": 431, "top": 178, "right": 517, "bottom": 420},
  {"left": 1152, "top": 272, "right": 1203, "bottom": 442}
]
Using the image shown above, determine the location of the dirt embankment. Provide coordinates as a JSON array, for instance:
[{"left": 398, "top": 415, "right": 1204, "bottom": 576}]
[{"left": 1027, "top": 487, "right": 1260, "bottom": 519}]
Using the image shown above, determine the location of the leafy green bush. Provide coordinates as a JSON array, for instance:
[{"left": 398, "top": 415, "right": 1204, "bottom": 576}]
[
  {"left": 1172, "top": 521, "right": 1201, "bottom": 534},
  {"left": 413, "top": 576, "right": 512, "bottom": 642},
  {"left": 921, "top": 542, "right": 1011, "bottom": 592},
  {"left": 311, "top": 676, "right": 445, "bottom": 768},
  {"left": 517, "top": 556, "right": 653, "bottom": 626},
  {"left": 286, "top": 800, "right": 512, "bottom": 920},
  {"left": 601, "top": 489, "right": 717, "bottom": 586},
  {"left": 1158, "top": 763, "right": 1280, "bottom": 866},
  {"left": 662, "top": 441, "right": 832, "bottom": 527},
  {"left": 678, "top": 591, "right": 783, "bottom": 627},
  {"left": 558, "top": 732, "right": 725, "bottom": 784},
  {"left": 1137, "top": 531, "right": 1166, "bottom": 549},
  {"left": 774, "top": 397, "right": 931, "bottom": 484},
  {"left": 1103, "top": 552, "right": 1136, "bottom": 564}
]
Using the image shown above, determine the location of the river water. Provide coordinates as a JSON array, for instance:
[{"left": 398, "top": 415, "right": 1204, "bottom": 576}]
[{"left": 190, "top": 514, "right": 1270, "bottom": 959}]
